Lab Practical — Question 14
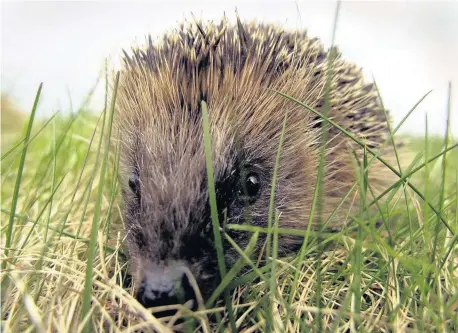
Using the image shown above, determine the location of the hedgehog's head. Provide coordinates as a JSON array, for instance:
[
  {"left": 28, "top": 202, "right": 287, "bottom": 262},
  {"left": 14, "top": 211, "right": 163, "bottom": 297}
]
[
  {"left": 115, "top": 18, "right": 387, "bottom": 309},
  {"left": 118, "top": 116, "right": 271, "bottom": 308},
  {"left": 116, "top": 91, "right": 318, "bottom": 308}
]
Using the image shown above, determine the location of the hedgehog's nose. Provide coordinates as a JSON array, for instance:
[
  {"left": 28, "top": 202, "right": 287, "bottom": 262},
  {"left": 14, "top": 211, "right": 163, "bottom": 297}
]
[{"left": 136, "top": 273, "right": 196, "bottom": 316}]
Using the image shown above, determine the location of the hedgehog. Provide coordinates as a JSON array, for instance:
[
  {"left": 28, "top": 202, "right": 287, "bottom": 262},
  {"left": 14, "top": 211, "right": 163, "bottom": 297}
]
[{"left": 114, "top": 16, "right": 398, "bottom": 310}]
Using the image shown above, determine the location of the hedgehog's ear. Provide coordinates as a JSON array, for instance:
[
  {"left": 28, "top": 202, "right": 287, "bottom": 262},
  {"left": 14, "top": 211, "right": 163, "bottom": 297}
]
[
  {"left": 128, "top": 175, "right": 141, "bottom": 198},
  {"left": 128, "top": 166, "right": 141, "bottom": 199}
]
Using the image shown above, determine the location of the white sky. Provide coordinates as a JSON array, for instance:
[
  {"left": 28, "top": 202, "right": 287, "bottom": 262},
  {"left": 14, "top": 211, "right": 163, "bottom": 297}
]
[{"left": 1, "top": 0, "right": 457, "bottom": 136}]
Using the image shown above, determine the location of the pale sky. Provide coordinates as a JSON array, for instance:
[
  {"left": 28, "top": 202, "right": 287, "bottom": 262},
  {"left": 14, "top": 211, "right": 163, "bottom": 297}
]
[{"left": 2, "top": 1, "right": 457, "bottom": 136}]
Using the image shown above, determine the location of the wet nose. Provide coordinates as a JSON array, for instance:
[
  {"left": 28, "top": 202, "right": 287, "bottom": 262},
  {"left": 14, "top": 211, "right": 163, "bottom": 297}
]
[{"left": 136, "top": 273, "right": 196, "bottom": 314}]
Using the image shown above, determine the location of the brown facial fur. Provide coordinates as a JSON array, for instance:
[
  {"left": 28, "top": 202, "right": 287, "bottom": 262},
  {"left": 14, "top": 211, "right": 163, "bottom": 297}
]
[{"left": 115, "top": 17, "right": 398, "bottom": 301}]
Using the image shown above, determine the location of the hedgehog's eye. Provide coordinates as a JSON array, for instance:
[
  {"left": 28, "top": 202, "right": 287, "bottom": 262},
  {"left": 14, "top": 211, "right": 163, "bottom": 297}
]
[
  {"left": 245, "top": 174, "right": 260, "bottom": 196},
  {"left": 128, "top": 176, "right": 141, "bottom": 198},
  {"left": 238, "top": 172, "right": 261, "bottom": 204}
]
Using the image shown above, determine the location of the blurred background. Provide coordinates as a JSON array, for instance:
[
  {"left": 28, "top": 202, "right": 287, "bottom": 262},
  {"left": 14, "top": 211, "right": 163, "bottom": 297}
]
[{"left": 2, "top": 0, "right": 457, "bottom": 136}]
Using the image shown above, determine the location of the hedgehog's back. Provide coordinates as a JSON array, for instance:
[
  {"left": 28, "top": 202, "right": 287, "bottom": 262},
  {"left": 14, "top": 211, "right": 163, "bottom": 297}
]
[{"left": 120, "top": 18, "right": 393, "bottom": 151}]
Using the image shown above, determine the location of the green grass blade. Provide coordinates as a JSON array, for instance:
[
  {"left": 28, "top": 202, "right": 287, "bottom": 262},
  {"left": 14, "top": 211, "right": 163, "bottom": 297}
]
[
  {"left": 266, "top": 113, "right": 288, "bottom": 333},
  {"left": 428, "top": 82, "right": 452, "bottom": 286},
  {"left": 373, "top": 77, "right": 402, "bottom": 172},
  {"left": 81, "top": 72, "right": 119, "bottom": 333},
  {"left": 44, "top": 114, "right": 57, "bottom": 243},
  {"left": 201, "top": 100, "right": 227, "bottom": 279},
  {"left": 2, "top": 83, "right": 42, "bottom": 274},
  {"left": 201, "top": 100, "right": 227, "bottom": 282},
  {"left": 313, "top": 3, "right": 341, "bottom": 330},
  {"left": 201, "top": 100, "right": 237, "bottom": 332}
]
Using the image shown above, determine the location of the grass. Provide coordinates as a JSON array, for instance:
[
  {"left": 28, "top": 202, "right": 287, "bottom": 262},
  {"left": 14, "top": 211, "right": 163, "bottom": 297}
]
[
  {"left": 2, "top": 82, "right": 457, "bottom": 333},
  {"left": 1, "top": 17, "right": 458, "bottom": 333}
]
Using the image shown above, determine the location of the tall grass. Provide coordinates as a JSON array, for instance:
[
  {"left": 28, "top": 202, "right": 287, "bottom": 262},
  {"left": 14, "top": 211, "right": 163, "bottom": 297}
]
[{"left": 1, "top": 14, "right": 457, "bottom": 333}]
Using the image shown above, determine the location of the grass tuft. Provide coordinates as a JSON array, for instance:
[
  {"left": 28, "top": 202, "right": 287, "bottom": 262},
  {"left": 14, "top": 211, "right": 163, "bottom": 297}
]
[{"left": 1, "top": 22, "right": 457, "bottom": 333}]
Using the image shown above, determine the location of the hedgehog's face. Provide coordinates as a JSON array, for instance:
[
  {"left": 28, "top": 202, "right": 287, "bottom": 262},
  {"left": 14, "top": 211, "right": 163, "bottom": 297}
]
[{"left": 120, "top": 118, "right": 286, "bottom": 309}]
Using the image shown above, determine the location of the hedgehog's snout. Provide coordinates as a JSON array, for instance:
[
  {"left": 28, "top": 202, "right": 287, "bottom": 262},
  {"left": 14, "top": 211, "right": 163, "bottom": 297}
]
[{"left": 136, "top": 263, "right": 196, "bottom": 314}]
